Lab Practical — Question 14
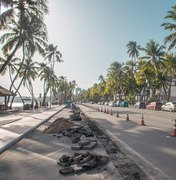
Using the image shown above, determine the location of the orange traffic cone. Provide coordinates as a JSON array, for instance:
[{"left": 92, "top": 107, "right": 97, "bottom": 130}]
[
  {"left": 116, "top": 110, "right": 119, "bottom": 117},
  {"left": 140, "top": 114, "right": 145, "bottom": 126},
  {"left": 171, "top": 119, "right": 176, "bottom": 137},
  {"left": 104, "top": 108, "right": 106, "bottom": 113},
  {"left": 126, "top": 113, "right": 129, "bottom": 121},
  {"left": 110, "top": 109, "right": 113, "bottom": 115}
]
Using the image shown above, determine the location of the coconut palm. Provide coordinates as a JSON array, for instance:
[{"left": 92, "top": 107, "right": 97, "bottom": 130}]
[
  {"left": 105, "top": 61, "right": 123, "bottom": 100},
  {"left": 98, "top": 75, "right": 105, "bottom": 84},
  {"left": 163, "top": 53, "right": 176, "bottom": 100},
  {"left": 126, "top": 41, "right": 140, "bottom": 61},
  {"left": 0, "top": 16, "right": 47, "bottom": 105},
  {"left": 0, "top": 0, "right": 48, "bottom": 27},
  {"left": 9, "top": 56, "right": 39, "bottom": 108},
  {"left": 162, "top": 5, "right": 176, "bottom": 51},
  {"left": 139, "top": 39, "right": 165, "bottom": 72},
  {"left": 44, "top": 43, "right": 62, "bottom": 70},
  {"left": 57, "top": 76, "right": 69, "bottom": 104},
  {"left": 38, "top": 62, "right": 51, "bottom": 106},
  {"left": 0, "top": 0, "right": 48, "bottom": 74},
  {"left": 21, "top": 60, "right": 39, "bottom": 99}
]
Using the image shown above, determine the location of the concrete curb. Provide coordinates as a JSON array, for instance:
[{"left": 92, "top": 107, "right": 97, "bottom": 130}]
[
  {"left": 0, "top": 106, "right": 65, "bottom": 154},
  {"left": 81, "top": 109, "right": 172, "bottom": 180}
]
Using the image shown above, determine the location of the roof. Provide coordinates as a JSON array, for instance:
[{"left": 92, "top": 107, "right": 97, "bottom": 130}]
[{"left": 0, "top": 86, "right": 15, "bottom": 96}]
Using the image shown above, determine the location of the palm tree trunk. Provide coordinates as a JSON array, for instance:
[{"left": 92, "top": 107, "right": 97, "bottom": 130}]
[
  {"left": 10, "top": 59, "right": 30, "bottom": 107},
  {"left": 7, "top": 44, "right": 25, "bottom": 104},
  {"left": 167, "top": 78, "right": 172, "bottom": 101},
  {"left": 10, "top": 76, "right": 26, "bottom": 108},
  {"left": 0, "top": 40, "right": 20, "bottom": 74},
  {"left": 42, "top": 83, "right": 49, "bottom": 106}
]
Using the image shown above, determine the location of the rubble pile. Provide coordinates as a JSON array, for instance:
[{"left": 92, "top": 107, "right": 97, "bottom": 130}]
[
  {"left": 62, "top": 126, "right": 98, "bottom": 150},
  {"left": 58, "top": 152, "right": 109, "bottom": 175},
  {"left": 44, "top": 117, "right": 74, "bottom": 134},
  {"left": 70, "top": 111, "right": 82, "bottom": 121},
  {"left": 70, "top": 104, "right": 82, "bottom": 121}
]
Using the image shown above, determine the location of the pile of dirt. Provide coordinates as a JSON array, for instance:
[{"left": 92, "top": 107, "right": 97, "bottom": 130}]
[{"left": 44, "top": 117, "right": 75, "bottom": 134}]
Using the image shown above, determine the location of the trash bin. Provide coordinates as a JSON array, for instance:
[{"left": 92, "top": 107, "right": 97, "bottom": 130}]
[{"left": 66, "top": 100, "right": 72, "bottom": 108}]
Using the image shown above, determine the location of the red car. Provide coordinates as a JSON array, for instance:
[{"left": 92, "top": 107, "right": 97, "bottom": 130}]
[{"left": 146, "top": 102, "right": 162, "bottom": 110}]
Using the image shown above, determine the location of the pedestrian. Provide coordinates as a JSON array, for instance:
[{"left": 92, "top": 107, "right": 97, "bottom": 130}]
[{"left": 34, "top": 100, "right": 38, "bottom": 111}]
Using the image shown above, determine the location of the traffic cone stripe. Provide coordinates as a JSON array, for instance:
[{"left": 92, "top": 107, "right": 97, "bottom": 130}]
[
  {"left": 140, "top": 114, "right": 145, "bottom": 126},
  {"left": 126, "top": 113, "right": 129, "bottom": 121},
  {"left": 172, "top": 120, "right": 176, "bottom": 136}
]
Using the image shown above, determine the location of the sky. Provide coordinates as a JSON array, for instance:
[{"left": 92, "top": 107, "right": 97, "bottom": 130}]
[{"left": 1, "top": 0, "right": 176, "bottom": 97}]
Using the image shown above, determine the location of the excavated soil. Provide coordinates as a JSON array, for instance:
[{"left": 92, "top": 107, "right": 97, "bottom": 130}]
[
  {"left": 43, "top": 112, "right": 148, "bottom": 179},
  {"left": 44, "top": 117, "right": 75, "bottom": 134},
  {"left": 81, "top": 114, "right": 148, "bottom": 180}
]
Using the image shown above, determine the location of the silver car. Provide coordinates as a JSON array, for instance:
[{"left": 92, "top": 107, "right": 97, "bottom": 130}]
[{"left": 161, "top": 102, "right": 176, "bottom": 112}]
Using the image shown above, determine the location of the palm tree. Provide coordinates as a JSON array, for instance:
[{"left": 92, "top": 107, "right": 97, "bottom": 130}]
[
  {"left": 38, "top": 62, "right": 51, "bottom": 106},
  {"left": 139, "top": 40, "right": 166, "bottom": 100},
  {"left": 9, "top": 56, "right": 39, "bottom": 108},
  {"left": 126, "top": 41, "right": 140, "bottom": 100},
  {"left": 43, "top": 43, "right": 63, "bottom": 107},
  {"left": 57, "top": 76, "right": 69, "bottom": 104},
  {"left": 98, "top": 75, "right": 105, "bottom": 84},
  {"left": 44, "top": 43, "right": 62, "bottom": 70},
  {"left": 0, "top": 0, "right": 48, "bottom": 27},
  {"left": 106, "top": 62, "right": 123, "bottom": 100},
  {"left": 163, "top": 53, "right": 176, "bottom": 100},
  {"left": 122, "top": 60, "right": 138, "bottom": 103},
  {"left": 140, "top": 39, "right": 165, "bottom": 72},
  {"left": 0, "top": 16, "right": 47, "bottom": 106},
  {"left": 98, "top": 75, "right": 106, "bottom": 101},
  {"left": 0, "top": 0, "right": 48, "bottom": 74},
  {"left": 162, "top": 5, "right": 176, "bottom": 51},
  {"left": 21, "top": 59, "right": 39, "bottom": 104},
  {"left": 126, "top": 41, "right": 140, "bottom": 61}
]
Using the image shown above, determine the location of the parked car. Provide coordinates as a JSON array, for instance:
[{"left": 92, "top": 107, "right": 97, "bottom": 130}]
[
  {"left": 104, "top": 102, "right": 109, "bottom": 106},
  {"left": 161, "top": 102, "right": 176, "bottom": 112},
  {"left": 120, "top": 101, "right": 128, "bottom": 107},
  {"left": 116, "top": 101, "right": 122, "bottom": 107},
  {"left": 109, "top": 101, "right": 117, "bottom": 107},
  {"left": 134, "top": 102, "right": 146, "bottom": 109},
  {"left": 146, "top": 102, "right": 162, "bottom": 110}
]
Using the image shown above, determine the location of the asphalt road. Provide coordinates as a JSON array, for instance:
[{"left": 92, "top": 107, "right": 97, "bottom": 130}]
[
  {"left": 93, "top": 104, "right": 176, "bottom": 132},
  {"left": 81, "top": 104, "right": 176, "bottom": 179}
]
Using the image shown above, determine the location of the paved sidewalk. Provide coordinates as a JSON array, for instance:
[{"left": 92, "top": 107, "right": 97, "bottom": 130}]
[
  {"left": 78, "top": 104, "right": 174, "bottom": 180},
  {"left": 0, "top": 105, "right": 65, "bottom": 154}
]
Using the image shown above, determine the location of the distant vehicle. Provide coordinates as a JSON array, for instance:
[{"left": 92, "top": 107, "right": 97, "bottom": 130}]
[
  {"left": 116, "top": 101, "right": 122, "bottom": 107},
  {"left": 134, "top": 102, "right": 146, "bottom": 109},
  {"left": 109, "top": 101, "right": 117, "bottom": 107},
  {"left": 146, "top": 102, "right": 162, "bottom": 110},
  {"left": 104, "top": 102, "right": 109, "bottom": 106},
  {"left": 119, "top": 101, "right": 128, "bottom": 107},
  {"left": 161, "top": 102, "right": 176, "bottom": 112}
]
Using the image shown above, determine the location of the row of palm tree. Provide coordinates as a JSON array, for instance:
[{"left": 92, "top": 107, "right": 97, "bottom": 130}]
[
  {"left": 75, "top": 5, "right": 176, "bottom": 104},
  {"left": 0, "top": 0, "right": 76, "bottom": 108}
]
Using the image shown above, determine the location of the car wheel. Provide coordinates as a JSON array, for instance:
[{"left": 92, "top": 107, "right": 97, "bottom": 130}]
[
  {"left": 161, "top": 108, "right": 164, "bottom": 111},
  {"left": 170, "top": 108, "right": 173, "bottom": 112}
]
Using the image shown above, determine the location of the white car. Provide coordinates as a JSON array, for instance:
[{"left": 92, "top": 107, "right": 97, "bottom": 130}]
[
  {"left": 109, "top": 101, "right": 117, "bottom": 107},
  {"left": 161, "top": 102, "right": 176, "bottom": 112}
]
